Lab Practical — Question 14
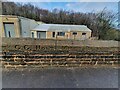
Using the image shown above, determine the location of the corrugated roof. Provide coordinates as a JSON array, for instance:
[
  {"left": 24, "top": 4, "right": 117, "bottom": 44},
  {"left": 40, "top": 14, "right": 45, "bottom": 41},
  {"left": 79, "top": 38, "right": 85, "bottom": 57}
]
[{"left": 32, "top": 24, "right": 91, "bottom": 32}]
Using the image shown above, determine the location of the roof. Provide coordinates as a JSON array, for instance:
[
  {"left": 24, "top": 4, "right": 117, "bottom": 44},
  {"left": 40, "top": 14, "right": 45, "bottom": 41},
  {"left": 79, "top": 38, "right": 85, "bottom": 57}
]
[
  {"left": 37, "top": 21, "right": 45, "bottom": 24},
  {"left": 0, "top": 15, "right": 42, "bottom": 22},
  {"left": 0, "top": 15, "right": 18, "bottom": 18},
  {"left": 32, "top": 24, "right": 92, "bottom": 32},
  {"left": 0, "top": 15, "right": 34, "bottom": 20}
]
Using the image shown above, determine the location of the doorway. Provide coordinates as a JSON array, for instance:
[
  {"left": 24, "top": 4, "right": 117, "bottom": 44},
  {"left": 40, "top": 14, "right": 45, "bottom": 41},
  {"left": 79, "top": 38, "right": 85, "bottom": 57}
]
[
  {"left": 82, "top": 33, "right": 86, "bottom": 40},
  {"left": 4, "top": 23, "right": 15, "bottom": 37},
  {"left": 37, "top": 31, "right": 46, "bottom": 39}
]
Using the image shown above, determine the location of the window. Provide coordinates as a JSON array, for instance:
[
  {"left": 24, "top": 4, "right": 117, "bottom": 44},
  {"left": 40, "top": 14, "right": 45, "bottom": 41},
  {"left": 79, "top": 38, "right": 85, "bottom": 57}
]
[
  {"left": 31, "top": 32, "right": 34, "bottom": 38},
  {"left": 82, "top": 33, "right": 86, "bottom": 35},
  {"left": 53, "top": 32, "right": 55, "bottom": 37},
  {"left": 73, "top": 32, "right": 77, "bottom": 35},
  {"left": 57, "top": 32, "right": 65, "bottom": 36}
]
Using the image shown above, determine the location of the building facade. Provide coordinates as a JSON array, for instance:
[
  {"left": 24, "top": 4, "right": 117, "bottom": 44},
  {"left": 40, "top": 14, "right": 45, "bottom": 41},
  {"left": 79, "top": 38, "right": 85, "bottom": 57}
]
[
  {"left": 31, "top": 24, "right": 92, "bottom": 40},
  {"left": 1, "top": 15, "right": 92, "bottom": 40},
  {"left": 0, "top": 15, "right": 38, "bottom": 38},
  {"left": 0, "top": 15, "right": 20, "bottom": 37}
]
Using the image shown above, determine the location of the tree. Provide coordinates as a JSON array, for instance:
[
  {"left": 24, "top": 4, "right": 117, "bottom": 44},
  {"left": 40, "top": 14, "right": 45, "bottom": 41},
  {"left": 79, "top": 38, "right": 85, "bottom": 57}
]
[
  {"left": 94, "top": 8, "right": 117, "bottom": 40},
  {"left": 2, "top": 2, "right": 119, "bottom": 41}
]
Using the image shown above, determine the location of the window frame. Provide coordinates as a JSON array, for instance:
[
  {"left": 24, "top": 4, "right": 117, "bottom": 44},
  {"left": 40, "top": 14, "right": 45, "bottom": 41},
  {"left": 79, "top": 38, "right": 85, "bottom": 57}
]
[
  {"left": 72, "top": 32, "right": 77, "bottom": 35},
  {"left": 82, "top": 33, "right": 86, "bottom": 35},
  {"left": 57, "top": 32, "right": 65, "bottom": 36}
]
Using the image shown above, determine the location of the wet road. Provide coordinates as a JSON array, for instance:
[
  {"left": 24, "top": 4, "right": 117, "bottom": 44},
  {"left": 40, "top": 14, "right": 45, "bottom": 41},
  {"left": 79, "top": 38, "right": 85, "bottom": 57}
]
[{"left": 2, "top": 67, "right": 119, "bottom": 88}]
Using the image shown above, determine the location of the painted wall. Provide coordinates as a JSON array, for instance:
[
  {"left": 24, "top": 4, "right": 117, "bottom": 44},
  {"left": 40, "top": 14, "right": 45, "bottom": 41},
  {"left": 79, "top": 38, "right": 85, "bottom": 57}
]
[
  {"left": 20, "top": 17, "right": 38, "bottom": 37},
  {"left": 46, "top": 31, "right": 69, "bottom": 39},
  {"left": 1, "top": 16, "right": 39, "bottom": 38},
  {"left": 0, "top": 15, "right": 20, "bottom": 37},
  {"left": 31, "top": 31, "right": 37, "bottom": 38},
  {"left": 31, "top": 31, "right": 47, "bottom": 39},
  {"left": 46, "top": 31, "right": 91, "bottom": 40},
  {"left": 69, "top": 31, "right": 91, "bottom": 40}
]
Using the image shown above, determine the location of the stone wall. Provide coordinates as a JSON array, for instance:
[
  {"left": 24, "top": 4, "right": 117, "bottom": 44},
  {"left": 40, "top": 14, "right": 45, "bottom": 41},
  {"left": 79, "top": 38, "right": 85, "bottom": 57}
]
[{"left": 1, "top": 38, "right": 120, "bottom": 68}]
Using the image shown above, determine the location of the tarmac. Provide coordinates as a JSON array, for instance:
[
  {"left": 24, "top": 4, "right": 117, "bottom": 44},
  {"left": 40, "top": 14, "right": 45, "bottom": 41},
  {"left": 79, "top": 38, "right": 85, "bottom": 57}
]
[{"left": 1, "top": 67, "right": 119, "bottom": 88}]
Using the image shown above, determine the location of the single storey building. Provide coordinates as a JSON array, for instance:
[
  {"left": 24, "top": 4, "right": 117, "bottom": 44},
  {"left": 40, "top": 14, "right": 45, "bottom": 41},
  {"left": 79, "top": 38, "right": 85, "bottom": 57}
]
[
  {"left": 0, "top": 15, "right": 38, "bottom": 38},
  {"left": 1, "top": 15, "right": 92, "bottom": 40},
  {"left": 31, "top": 24, "right": 92, "bottom": 40}
]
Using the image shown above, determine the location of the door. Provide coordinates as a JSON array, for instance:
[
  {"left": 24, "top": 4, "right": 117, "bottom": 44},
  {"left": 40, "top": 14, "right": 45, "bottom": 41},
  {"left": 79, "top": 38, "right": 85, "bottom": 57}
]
[
  {"left": 52, "top": 32, "right": 55, "bottom": 38},
  {"left": 37, "top": 32, "right": 40, "bottom": 39},
  {"left": 82, "top": 33, "right": 86, "bottom": 40},
  {"left": 4, "top": 23, "right": 15, "bottom": 37},
  {"left": 37, "top": 31, "right": 46, "bottom": 39},
  {"left": 31, "top": 32, "right": 34, "bottom": 38}
]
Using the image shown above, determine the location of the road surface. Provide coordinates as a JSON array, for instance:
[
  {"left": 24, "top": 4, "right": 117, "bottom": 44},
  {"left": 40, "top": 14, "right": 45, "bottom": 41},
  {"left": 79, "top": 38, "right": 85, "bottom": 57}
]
[{"left": 2, "top": 67, "right": 119, "bottom": 88}]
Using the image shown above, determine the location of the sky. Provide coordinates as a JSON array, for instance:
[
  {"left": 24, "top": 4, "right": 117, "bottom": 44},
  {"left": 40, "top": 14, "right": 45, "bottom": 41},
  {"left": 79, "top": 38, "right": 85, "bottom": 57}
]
[
  {"left": 31, "top": 2, "right": 118, "bottom": 13},
  {"left": 4, "top": 0, "right": 119, "bottom": 27},
  {"left": 6, "top": 0, "right": 120, "bottom": 2},
  {"left": 5, "top": 0, "right": 118, "bottom": 13}
]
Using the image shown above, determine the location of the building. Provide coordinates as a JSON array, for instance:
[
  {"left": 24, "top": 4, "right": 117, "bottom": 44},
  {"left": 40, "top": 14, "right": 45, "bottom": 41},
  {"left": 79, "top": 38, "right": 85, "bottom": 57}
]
[
  {"left": 31, "top": 24, "right": 92, "bottom": 40},
  {"left": 1, "top": 15, "right": 92, "bottom": 40},
  {"left": 0, "top": 15, "right": 38, "bottom": 38}
]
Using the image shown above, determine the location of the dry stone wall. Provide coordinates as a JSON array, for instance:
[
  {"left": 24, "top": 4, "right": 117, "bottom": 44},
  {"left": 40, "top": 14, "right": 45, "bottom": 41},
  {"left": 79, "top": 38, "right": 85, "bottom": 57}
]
[{"left": 1, "top": 38, "right": 120, "bottom": 68}]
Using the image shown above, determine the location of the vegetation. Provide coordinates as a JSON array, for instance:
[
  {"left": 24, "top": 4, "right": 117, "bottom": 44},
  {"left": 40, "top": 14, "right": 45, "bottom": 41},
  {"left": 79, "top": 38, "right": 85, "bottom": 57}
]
[{"left": 2, "top": 2, "right": 120, "bottom": 41}]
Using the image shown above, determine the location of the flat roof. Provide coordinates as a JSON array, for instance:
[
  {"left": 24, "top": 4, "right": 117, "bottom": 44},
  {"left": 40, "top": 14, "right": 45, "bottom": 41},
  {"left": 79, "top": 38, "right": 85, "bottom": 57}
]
[
  {"left": 32, "top": 24, "right": 92, "bottom": 32},
  {"left": 0, "top": 15, "right": 39, "bottom": 21},
  {"left": 0, "top": 15, "right": 18, "bottom": 18}
]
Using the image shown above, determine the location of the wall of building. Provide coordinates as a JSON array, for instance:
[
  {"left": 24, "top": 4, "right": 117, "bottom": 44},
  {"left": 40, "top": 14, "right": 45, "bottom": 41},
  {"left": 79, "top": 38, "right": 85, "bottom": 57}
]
[
  {"left": 20, "top": 17, "right": 38, "bottom": 37},
  {"left": 1, "top": 16, "right": 39, "bottom": 38},
  {"left": 46, "top": 31, "right": 91, "bottom": 40},
  {"left": 69, "top": 31, "right": 91, "bottom": 40},
  {"left": 46, "top": 31, "right": 53, "bottom": 39},
  {"left": 31, "top": 31, "right": 37, "bottom": 38},
  {"left": 31, "top": 31, "right": 47, "bottom": 39},
  {"left": 1, "top": 15, "right": 92, "bottom": 40},
  {"left": 0, "top": 16, "right": 20, "bottom": 37},
  {"left": 0, "top": 16, "right": 2, "bottom": 38},
  {"left": 46, "top": 31, "right": 69, "bottom": 39}
]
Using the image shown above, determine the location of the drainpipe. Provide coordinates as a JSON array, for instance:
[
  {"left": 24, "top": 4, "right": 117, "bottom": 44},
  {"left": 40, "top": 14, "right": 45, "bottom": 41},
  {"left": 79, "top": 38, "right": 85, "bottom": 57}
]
[
  {"left": 18, "top": 17, "right": 22, "bottom": 38},
  {"left": 55, "top": 32, "right": 58, "bottom": 50}
]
